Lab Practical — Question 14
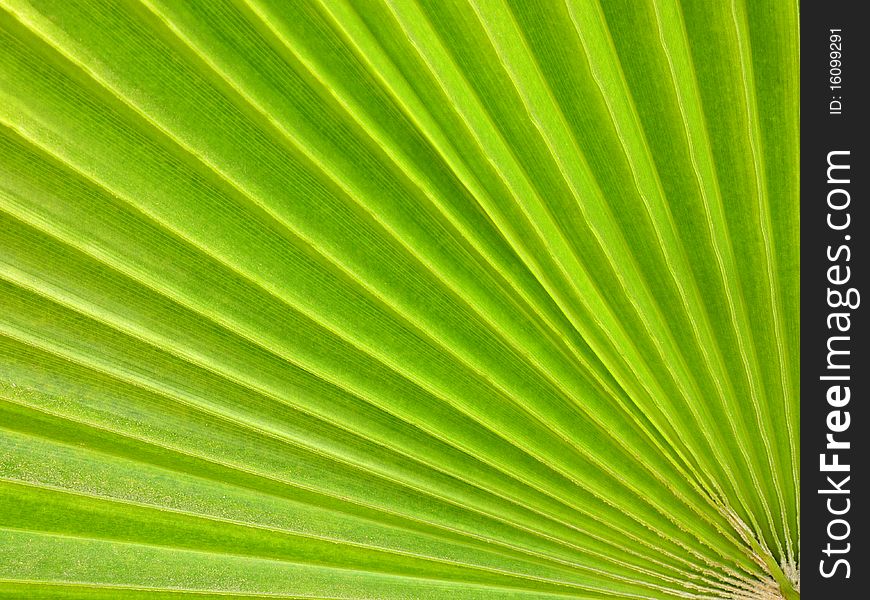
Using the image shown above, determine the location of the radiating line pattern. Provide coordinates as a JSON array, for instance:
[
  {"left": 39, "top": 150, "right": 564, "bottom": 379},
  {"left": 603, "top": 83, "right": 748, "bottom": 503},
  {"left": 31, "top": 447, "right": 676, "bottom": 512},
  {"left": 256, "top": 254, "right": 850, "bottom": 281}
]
[{"left": 0, "top": 0, "right": 799, "bottom": 598}]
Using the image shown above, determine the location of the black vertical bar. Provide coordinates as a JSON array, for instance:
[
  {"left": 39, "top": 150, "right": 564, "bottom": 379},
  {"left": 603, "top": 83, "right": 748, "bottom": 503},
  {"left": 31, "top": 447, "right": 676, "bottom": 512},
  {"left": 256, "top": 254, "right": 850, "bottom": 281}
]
[{"left": 801, "top": 2, "right": 867, "bottom": 596}]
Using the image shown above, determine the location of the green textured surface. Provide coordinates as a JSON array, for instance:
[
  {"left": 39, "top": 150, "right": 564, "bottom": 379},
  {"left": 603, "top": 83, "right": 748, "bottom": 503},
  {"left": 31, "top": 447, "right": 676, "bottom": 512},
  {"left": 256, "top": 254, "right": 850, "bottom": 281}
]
[{"left": 0, "top": 0, "right": 798, "bottom": 598}]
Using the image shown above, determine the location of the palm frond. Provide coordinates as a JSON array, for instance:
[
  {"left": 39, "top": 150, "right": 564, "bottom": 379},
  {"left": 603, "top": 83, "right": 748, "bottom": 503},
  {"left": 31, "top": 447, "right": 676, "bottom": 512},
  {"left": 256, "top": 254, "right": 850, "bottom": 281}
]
[{"left": 0, "top": 0, "right": 799, "bottom": 598}]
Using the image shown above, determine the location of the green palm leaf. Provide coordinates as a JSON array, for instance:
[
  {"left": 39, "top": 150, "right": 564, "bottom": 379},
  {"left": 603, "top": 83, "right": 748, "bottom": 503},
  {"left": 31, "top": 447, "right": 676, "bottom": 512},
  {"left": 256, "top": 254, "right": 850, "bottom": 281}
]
[{"left": 0, "top": 0, "right": 799, "bottom": 598}]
